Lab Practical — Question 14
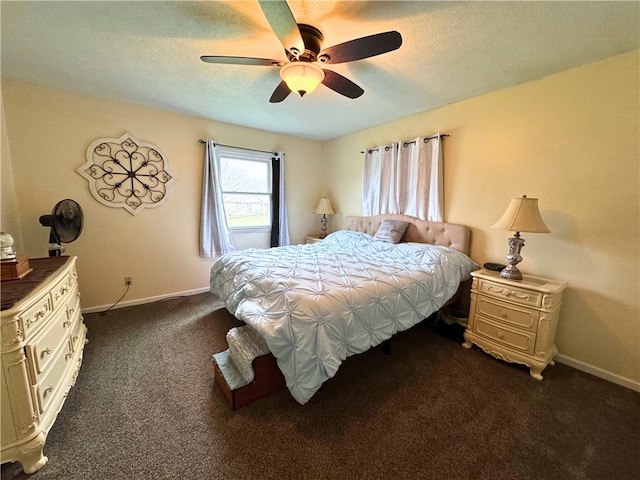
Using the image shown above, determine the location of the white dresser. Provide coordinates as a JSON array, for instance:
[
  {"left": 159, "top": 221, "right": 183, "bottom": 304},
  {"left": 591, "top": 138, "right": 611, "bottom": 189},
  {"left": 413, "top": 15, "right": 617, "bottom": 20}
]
[
  {"left": 1, "top": 256, "right": 87, "bottom": 473},
  {"left": 462, "top": 268, "right": 567, "bottom": 380}
]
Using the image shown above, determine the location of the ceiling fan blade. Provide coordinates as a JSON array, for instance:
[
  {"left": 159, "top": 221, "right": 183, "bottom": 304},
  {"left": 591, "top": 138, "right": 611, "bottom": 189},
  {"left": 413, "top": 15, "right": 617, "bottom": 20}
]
[
  {"left": 200, "top": 55, "right": 284, "bottom": 67},
  {"left": 269, "top": 80, "right": 292, "bottom": 103},
  {"left": 321, "top": 69, "right": 364, "bottom": 99},
  {"left": 319, "top": 31, "right": 402, "bottom": 64},
  {"left": 258, "top": 0, "right": 304, "bottom": 56}
]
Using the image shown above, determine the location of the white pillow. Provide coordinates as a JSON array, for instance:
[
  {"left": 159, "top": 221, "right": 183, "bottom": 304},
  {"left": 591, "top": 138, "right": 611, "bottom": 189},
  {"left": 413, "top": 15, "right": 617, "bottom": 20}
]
[{"left": 373, "top": 220, "right": 410, "bottom": 244}]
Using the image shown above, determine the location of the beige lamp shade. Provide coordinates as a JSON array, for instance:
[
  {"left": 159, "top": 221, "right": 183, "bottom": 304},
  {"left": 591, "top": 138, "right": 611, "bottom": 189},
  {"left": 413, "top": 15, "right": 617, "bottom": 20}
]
[
  {"left": 313, "top": 197, "right": 335, "bottom": 215},
  {"left": 491, "top": 195, "right": 550, "bottom": 233}
]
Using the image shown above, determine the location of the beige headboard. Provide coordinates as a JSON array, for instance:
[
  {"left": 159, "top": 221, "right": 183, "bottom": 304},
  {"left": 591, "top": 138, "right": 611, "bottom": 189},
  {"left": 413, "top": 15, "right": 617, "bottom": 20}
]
[{"left": 344, "top": 214, "right": 471, "bottom": 255}]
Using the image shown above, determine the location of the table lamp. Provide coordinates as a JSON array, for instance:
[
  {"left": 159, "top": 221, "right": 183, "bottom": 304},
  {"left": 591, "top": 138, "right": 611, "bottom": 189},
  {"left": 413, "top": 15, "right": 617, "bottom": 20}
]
[
  {"left": 313, "top": 197, "right": 335, "bottom": 238},
  {"left": 491, "top": 195, "right": 550, "bottom": 280}
]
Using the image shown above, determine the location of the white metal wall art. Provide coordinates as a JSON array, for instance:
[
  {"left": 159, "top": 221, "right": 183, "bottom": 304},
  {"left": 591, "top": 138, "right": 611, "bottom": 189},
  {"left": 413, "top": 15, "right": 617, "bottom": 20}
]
[{"left": 77, "top": 132, "right": 176, "bottom": 215}]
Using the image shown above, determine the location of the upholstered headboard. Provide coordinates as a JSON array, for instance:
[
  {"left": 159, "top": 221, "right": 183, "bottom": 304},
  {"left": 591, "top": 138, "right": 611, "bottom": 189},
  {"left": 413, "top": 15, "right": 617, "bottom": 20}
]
[{"left": 344, "top": 214, "right": 471, "bottom": 255}]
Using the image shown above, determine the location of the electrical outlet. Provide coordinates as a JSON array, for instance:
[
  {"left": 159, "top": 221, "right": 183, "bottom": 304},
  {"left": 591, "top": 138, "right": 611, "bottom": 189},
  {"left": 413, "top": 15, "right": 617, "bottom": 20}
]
[{"left": 124, "top": 276, "right": 133, "bottom": 286}]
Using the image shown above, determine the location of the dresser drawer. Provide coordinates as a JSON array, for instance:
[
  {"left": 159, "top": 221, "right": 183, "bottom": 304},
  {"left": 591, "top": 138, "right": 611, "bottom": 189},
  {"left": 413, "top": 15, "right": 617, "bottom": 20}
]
[
  {"left": 69, "top": 314, "right": 86, "bottom": 353},
  {"left": 26, "top": 308, "right": 70, "bottom": 379},
  {"left": 474, "top": 316, "right": 536, "bottom": 355},
  {"left": 51, "top": 269, "right": 77, "bottom": 311},
  {"left": 21, "top": 295, "right": 53, "bottom": 336},
  {"left": 65, "top": 288, "right": 82, "bottom": 325},
  {"left": 35, "top": 343, "right": 73, "bottom": 414},
  {"left": 477, "top": 279, "right": 542, "bottom": 308},
  {"left": 476, "top": 297, "right": 538, "bottom": 332}
]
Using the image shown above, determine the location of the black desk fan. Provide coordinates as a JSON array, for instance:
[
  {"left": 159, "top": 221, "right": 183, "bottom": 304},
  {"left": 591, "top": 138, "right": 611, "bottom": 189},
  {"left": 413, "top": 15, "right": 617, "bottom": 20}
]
[{"left": 39, "top": 199, "right": 84, "bottom": 256}]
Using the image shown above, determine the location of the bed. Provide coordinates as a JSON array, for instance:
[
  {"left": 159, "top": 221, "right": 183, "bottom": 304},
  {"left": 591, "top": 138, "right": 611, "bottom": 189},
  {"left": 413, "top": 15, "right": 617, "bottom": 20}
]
[{"left": 210, "top": 214, "right": 478, "bottom": 405}]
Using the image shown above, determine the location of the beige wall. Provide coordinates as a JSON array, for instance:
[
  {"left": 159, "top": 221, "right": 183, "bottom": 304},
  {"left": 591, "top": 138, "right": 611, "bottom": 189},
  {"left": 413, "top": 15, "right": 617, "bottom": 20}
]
[
  {"left": 324, "top": 51, "right": 640, "bottom": 386},
  {"left": 1, "top": 80, "right": 326, "bottom": 309},
  {"left": 1, "top": 92, "right": 24, "bottom": 252}
]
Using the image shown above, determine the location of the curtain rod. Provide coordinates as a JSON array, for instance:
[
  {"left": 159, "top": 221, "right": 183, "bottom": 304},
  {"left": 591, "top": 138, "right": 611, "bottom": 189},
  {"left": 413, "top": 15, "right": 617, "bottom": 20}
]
[
  {"left": 198, "top": 139, "right": 276, "bottom": 155},
  {"left": 360, "top": 133, "right": 449, "bottom": 154}
]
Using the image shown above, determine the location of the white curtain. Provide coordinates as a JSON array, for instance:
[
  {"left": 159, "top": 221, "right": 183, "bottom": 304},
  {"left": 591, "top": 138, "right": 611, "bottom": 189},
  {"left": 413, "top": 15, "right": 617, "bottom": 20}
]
[
  {"left": 362, "top": 134, "right": 443, "bottom": 221},
  {"left": 362, "top": 143, "right": 399, "bottom": 216},
  {"left": 200, "top": 140, "right": 235, "bottom": 257}
]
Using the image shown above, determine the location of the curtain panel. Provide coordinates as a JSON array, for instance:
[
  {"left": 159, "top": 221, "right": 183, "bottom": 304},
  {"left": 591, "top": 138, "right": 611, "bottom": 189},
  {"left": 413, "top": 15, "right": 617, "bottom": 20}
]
[
  {"left": 271, "top": 151, "right": 291, "bottom": 247},
  {"left": 200, "top": 140, "right": 236, "bottom": 257},
  {"left": 362, "top": 134, "right": 443, "bottom": 222}
]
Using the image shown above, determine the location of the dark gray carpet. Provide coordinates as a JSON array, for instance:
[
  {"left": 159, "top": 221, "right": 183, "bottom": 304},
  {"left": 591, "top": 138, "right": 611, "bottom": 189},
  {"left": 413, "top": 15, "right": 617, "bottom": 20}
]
[{"left": 2, "top": 292, "right": 639, "bottom": 479}]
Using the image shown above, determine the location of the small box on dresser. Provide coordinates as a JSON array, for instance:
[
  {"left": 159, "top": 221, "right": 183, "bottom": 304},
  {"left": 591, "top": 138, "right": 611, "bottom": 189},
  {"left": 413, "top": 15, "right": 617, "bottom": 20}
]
[
  {"left": 1, "top": 255, "right": 33, "bottom": 281},
  {"left": 462, "top": 268, "right": 567, "bottom": 380}
]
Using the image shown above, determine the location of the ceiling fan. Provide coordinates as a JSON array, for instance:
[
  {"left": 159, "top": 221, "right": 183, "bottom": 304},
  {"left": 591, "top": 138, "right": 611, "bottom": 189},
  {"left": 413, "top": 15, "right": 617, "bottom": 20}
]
[{"left": 200, "top": 0, "right": 402, "bottom": 103}]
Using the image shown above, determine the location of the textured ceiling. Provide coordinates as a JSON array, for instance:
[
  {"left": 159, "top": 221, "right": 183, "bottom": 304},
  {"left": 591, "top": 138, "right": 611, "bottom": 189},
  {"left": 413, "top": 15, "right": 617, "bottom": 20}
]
[{"left": 1, "top": 1, "right": 638, "bottom": 141}]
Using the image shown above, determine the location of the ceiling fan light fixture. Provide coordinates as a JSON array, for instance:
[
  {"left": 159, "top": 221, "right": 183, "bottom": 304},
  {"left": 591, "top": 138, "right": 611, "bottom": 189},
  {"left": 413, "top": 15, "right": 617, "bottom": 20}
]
[{"left": 280, "top": 62, "right": 325, "bottom": 97}]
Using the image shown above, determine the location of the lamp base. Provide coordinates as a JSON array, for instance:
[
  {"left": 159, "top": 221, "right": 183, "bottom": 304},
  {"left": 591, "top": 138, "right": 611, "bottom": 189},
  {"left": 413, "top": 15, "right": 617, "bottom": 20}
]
[
  {"left": 499, "top": 265, "right": 523, "bottom": 280},
  {"left": 500, "top": 232, "right": 525, "bottom": 281},
  {"left": 319, "top": 214, "right": 328, "bottom": 239}
]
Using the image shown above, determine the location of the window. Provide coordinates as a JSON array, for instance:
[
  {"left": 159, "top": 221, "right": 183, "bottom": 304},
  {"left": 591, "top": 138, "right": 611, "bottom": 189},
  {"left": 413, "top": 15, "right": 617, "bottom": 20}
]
[{"left": 219, "top": 146, "right": 272, "bottom": 232}]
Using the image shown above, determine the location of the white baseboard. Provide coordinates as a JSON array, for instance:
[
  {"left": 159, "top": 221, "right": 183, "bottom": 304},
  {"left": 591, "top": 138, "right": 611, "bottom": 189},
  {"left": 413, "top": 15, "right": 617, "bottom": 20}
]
[
  {"left": 555, "top": 353, "right": 640, "bottom": 393},
  {"left": 81, "top": 287, "right": 212, "bottom": 314}
]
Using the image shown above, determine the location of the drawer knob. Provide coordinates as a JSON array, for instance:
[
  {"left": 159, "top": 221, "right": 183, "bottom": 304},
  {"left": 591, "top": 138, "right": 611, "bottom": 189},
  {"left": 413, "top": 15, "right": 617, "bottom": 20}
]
[
  {"left": 43, "top": 386, "right": 54, "bottom": 398},
  {"left": 496, "top": 331, "right": 504, "bottom": 339},
  {"left": 40, "top": 348, "right": 52, "bottom": 359},
  {"left": 63, "top": 320, "right": 71, "bottom": 328},
  {"left": 499, "top": 310, "right": 507, "bottom": 317}
]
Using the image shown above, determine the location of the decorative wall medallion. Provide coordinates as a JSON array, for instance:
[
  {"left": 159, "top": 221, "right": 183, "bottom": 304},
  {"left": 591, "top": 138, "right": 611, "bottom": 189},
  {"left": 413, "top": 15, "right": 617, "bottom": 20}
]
[{"left": 77, "top": 132, "right": 176, "bottom": 215}]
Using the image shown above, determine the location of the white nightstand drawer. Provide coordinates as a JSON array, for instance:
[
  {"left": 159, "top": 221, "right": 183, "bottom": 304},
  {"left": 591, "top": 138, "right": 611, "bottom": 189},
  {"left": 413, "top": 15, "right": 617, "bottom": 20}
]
[
  {"left": 477, "top": 278, "right": 542, "bottom": 308},
  {"left": 476, "top": 297, "right": 538, "bottom": 332},
  {"left": 475, "top": 316, "right": 536, "bottom": 355}
]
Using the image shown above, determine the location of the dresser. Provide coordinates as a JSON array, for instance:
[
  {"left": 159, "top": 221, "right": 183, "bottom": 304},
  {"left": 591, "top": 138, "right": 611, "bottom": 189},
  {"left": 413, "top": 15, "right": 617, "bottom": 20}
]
[
  {"left": 1, "top": 256, "right": 86, "bottom": 473},
  {"left": 462, "top": 268, "right": 567, "bottom": 380},
  {"left": 305, "top": 236, "right": 323, "bottom": 244}
]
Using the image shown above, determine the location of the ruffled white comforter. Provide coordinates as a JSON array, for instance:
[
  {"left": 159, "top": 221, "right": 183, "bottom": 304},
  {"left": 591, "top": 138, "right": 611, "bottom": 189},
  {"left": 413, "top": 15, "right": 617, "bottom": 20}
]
[{"left": 210, "top": 230, "right": 478, "bottom": 404}]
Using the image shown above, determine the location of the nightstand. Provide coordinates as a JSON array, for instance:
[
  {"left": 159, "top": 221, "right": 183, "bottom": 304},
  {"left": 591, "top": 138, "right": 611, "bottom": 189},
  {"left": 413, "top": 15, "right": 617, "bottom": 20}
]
[
  {"left": 462, "top": 269, "right": 567, "bottom": 380},
  {"left": 305, "top": 236, "right": 323, "bottom": 244}
]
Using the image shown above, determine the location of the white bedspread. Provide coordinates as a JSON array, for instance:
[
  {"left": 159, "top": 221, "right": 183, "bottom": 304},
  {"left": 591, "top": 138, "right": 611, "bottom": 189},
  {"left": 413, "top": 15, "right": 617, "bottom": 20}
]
[{"left": 210, "top": 230, "right": 478, "bottom": 404}]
